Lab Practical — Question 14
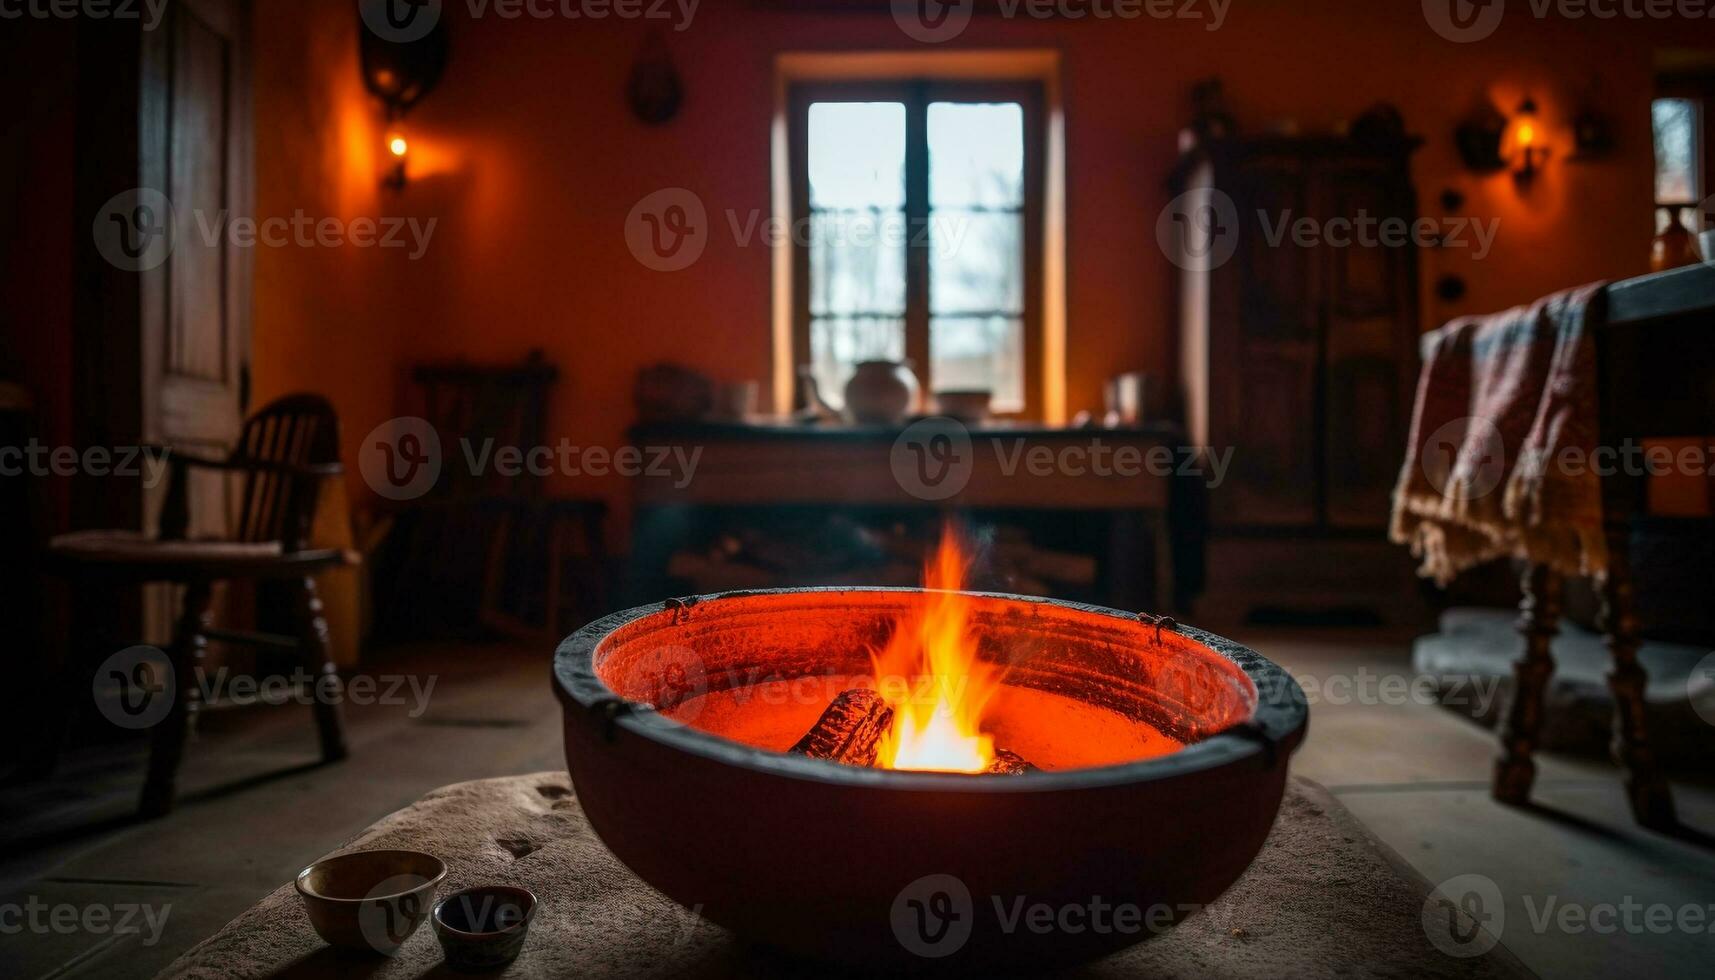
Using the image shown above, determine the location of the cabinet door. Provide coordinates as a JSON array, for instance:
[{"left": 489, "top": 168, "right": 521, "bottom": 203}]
[
  {"left": 1319, "top": 165, "right": 1416, "bottom": 529},
  {"left": 1235, "top": 158, "right": 1317, "bottom": 345},
  {"left": 1217, "top": 350, "right": 1320, "bottom": 526},
  {"left": 1209, "top": 157, "right": 1320, "bottom": 527}
]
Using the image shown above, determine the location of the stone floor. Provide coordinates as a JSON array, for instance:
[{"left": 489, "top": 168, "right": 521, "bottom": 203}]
[
  {"left": 0, "top": 627, "right": 1711, "bottom": 979},
  {"left": 1275, "top": 629, "right": 1715, "bottom": 979}
]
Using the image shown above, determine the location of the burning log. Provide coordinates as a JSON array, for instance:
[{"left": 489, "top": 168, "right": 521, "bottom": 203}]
[
  {"left": 790, "top": 688, "right": 1038, "bottom": 774},
  {"left": 985, "top": 749, "right": 1036, "bottom": 775},
  {"left": 789, "top": 689, "right": 893, "bottom": 767}
]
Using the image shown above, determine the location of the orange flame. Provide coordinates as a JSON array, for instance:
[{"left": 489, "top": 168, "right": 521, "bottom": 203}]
[{"left": 871, "top": 529, "right": 1002, "bottom": 772}]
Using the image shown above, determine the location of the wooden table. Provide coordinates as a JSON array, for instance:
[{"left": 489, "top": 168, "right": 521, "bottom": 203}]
[
  {"left": 1495, "top": 264, "right": 1715, "bottom": 829},
  {"left": 624, "top": 421, "right": 1202, "bottom": 612}
]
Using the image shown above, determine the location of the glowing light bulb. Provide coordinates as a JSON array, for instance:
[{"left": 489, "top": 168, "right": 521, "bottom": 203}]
[
  {"left": 1507, "top": 97, "right": 1546, "bottom": 189},
  {"left": 381, "top": 128, "right": 410, "bottom": 191}
]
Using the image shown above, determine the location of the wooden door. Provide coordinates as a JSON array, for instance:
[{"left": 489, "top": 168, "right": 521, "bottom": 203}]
[
  {"left": 71, "top": 0, "right": 252, "bottom": 643},
  {"left": 145, "top": 0, "right": 253, "bottom": 540}
]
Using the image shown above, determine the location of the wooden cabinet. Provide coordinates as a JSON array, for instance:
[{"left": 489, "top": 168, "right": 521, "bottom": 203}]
[{"left": 1172, "top": 135, "right": 1420, "bottom": 532}]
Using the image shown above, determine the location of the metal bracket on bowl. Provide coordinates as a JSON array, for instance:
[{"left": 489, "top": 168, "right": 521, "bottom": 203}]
[
  {"left": 1137, "top": 612, "right": 1178, "bottom": 643},
  {"left": 664, "top": 596, "right": 698, "bottom": 624},
  {"left": 1215, "top": 720, "right": 1284, "bottom": 771},
  {"left": 590, "top": 696, "right": 648, "bottom": 744}
]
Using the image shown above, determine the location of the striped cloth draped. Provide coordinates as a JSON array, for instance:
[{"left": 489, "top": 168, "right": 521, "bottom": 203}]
[{"left": 1390, "top": 282, "right": 1609, "bottom": 585}]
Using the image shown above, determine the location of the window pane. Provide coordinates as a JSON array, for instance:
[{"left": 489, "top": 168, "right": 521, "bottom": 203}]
[
  {"left": 930, "top": 210, "right": 1022, "bottom": 315},
  {"left": 926, "top": 102, "right": 1026, "bottom": 408},
  {"left": 932, "top": 316, "right": 1024, "bottom": 412},
  {"left": 1652, "top": 98, "right": 1702, "bottom": 205},
  {"left": 810, "top": 210, "right": 907, "bottom": 316},
  {"left": 810, "top": 316, "right": 905, "bottom": 411},
  {"left": 928, "top": 102, "right": 1024, "bottom": 208},
  {"left": 809, "top": 102, "right": 906, "bottom": 210}
]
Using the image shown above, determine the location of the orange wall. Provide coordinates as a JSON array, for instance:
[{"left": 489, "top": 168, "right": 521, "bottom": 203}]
[
  {"left": 251, "top": 0, "right": 413, "bottom": 503},
  {"left": 254, "top": 0, "right": 1694, "bottom": 538}
]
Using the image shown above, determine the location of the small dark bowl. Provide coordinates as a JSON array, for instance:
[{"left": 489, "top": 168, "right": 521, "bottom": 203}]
[{"left": 433, "top": 886, "right": 538, "bottom": 972}]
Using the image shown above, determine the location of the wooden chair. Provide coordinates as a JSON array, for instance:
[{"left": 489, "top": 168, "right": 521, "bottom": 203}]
[
  {"left": 379, "top": 351, "right": 606, "bottom": 642},
  {"left": 46, "top": 394, "right": 352, "bottom": 817},
  {"left": 1493, "top": 266, "right": 1715, "bottom": 831}
]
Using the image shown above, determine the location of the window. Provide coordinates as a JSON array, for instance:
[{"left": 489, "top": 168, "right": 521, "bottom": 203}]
[
  {"left": 1652, "top": 68, "right": 1715, "bottom": 236},
  {"left": 1652, "top": 97, "right": 1704, "bottom": 233},
  {"left": 790, "top": 82, "right": 1042, "bottom": 416}
]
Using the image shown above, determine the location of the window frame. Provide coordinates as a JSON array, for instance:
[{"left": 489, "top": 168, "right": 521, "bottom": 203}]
[{"left": 787, "top": 79, "right": 1045, "bottom": 419}]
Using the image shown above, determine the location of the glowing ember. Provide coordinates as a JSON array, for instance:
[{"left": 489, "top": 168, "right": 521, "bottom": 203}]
[{"left": 871, "top": 528, "right": 1003, "bottom": 772}]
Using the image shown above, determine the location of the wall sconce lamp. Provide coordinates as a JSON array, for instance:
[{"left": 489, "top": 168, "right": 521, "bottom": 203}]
[
  {"left": 358, "top": 10, "right": 447, "bottom": 191},
  {"left": 1508, "top": 96, "right": 1549, "bottom": 189},
  {"left": 1455, "top": 95, "right": 1551, "bottom": 189}
]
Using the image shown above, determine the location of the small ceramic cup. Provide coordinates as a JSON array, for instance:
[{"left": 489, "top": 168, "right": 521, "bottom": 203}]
[
  {"left": 295, "top": 849, "right": 447, "bottom": 955},
  {"left": 433, "top": 885, "right": 538, "bottom": 972}
]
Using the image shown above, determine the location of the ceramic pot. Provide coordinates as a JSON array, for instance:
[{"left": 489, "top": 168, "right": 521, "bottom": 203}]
[{"left": 842, "top": 361, "right": 919, "bottom": 425}]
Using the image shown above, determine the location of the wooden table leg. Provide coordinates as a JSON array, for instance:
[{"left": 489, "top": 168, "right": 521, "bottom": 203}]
[
  {"left": 297, "top": 574, "right": 348, "bottom": 764},
  {"left": 1601, "top": 525, "right": 1676, "bottom": 830},
  {"left": 1494, "top": 563, "right": 1560, "bottom": 806},
  {"left": 140, "top": 582, "right": 212, "bottom": 818}
]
